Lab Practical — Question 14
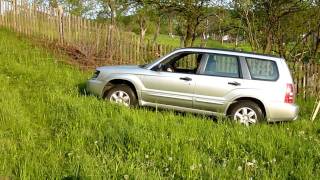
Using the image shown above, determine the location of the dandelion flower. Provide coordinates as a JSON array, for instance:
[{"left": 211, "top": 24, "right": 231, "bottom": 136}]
[
  {"left": 222, "top": 160, "right": 227, "bottom": 168},
  {"left": 124, "top": 175, "right": 129, "bottom": 180},
  {"left": 245, "top": 162, "right": 254, "bottom": 167}
]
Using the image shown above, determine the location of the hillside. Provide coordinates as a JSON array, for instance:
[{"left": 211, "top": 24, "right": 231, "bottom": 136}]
[{"left": 0, "top": 28, "right": 320, "bottom": 179}]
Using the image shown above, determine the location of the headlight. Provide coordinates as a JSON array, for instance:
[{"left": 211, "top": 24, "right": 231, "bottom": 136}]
[{"left": 92, "top": 70, "right": 100, "bottom": 79}]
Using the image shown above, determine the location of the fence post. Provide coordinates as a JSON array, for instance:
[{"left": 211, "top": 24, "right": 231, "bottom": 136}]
[
  {"left": 13, "top": 0, "right": 17, "bottom": 30},
  {"left": 0, "top": 0, "right": 2, "bottom": 26},
  {"left": 58, "top": 6, "right": 64, "bottom": 44}
]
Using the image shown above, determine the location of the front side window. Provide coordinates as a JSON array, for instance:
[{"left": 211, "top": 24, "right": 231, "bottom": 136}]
[
  {"left": 246, "top": 58, "right": 279, "bottom": 81},
  {"left": 202, "top": 54, "right": 240, "bottom": 78},
  {"left": 157, "top": 52, "right": 203, "bottom": 74}
]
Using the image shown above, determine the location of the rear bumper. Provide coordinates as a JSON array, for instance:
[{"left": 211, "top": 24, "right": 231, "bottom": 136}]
[
  {"left": 86, "top": 79, "right": 105, "bottom": 97},
  {"left": 267, "top": 103, "right": 299, "bottom": 122}
]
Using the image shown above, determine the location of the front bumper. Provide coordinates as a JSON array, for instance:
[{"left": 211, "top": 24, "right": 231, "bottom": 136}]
[
  {"left": 86, "top": 79, "right": 105, "bottom": 97},
  {"left": 267, "top": 103, "right": 299, "bottom": 122}
]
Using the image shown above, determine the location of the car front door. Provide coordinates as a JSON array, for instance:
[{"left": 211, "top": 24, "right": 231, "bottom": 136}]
[
  {"left": 141, "top": 52, "right": 202, "bottom": 108},
  {"left": 192, "top": 53, "right": 243, "bottom": 113}
]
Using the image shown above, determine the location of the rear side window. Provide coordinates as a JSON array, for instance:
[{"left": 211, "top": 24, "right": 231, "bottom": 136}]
[
  {"left": 203, "top": 54, "right": 240, "bottom": 78},
  {"left": 246, "top": 58, "right": 279, "bottom": 81}
]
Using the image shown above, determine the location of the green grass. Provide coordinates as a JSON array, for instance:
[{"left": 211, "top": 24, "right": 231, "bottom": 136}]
[
  {"left": 0, "top": 27, "right": 320, "bottom": 179},
  {"left": 147, "top": 34, "right": 252, "bottom": 51}
]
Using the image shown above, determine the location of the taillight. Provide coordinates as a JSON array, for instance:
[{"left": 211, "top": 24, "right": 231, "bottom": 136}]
[{"left": 284, "top": 83, "right": 294, "bottom": 104}]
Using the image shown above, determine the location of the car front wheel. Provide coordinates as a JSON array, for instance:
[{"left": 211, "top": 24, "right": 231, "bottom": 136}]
[{"left": 105, "top": 84, "right": 138, "bottom": 107}]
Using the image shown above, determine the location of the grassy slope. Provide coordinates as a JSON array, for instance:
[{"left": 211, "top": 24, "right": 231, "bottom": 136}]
[{"left": 0, "top": 28, "right": 320, "bottom": 179}]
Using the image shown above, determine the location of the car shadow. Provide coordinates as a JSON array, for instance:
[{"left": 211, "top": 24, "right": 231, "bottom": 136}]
[
  {"left": 141, "top": 106, "right": 218, "bottom": 122},
  {"left": 77, "top": 82, "right": 89, "bottom": 96}
]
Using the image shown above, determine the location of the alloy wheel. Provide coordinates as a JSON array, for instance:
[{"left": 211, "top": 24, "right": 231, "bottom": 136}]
[
  {"left": 233, "top": 107, "right": 258, "bottom": 126},
  {"left": 109, "top": 90, "right": 131, "bottom": 106}
]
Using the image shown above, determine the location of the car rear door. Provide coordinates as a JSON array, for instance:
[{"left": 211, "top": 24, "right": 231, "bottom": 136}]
[{"left": 192, "top": 53, "right": 243, "bottom": 113}]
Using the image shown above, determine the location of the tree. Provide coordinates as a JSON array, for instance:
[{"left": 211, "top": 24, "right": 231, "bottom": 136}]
[
  {"left": 135, "top": 5, "right": 149, "bottom": 43},
  {"left": 233, "top": 0, "right": 307, "bottom": 54},
  {"left": 145, "top": 0, "right": 215, "bottom": 47},
  {"left": 97, "top": 0, "right": 134, "bottom": 25}
]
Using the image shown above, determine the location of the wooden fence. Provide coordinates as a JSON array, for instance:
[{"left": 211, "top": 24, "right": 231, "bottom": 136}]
[
  {"left": 288, "top": 62, "right": 320, "bottom": 98},
  {"left": 0, "top": 0, "right": 175, "bottom": 67},
  {"left": 0, "top": 0, "right": 320, "bottom": 97}
]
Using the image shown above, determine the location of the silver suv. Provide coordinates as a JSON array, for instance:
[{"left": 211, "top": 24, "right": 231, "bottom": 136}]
[{"left": 87, "top": 48, "right": 299, "bottom": 125}]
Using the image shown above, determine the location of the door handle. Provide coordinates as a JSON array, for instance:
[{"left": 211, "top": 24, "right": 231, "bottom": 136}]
[
  {"left": 180, "top": 77, "right": 192, "bottom": 81},
  {"left": 228, "top": 81, "right": 241, "bottom": 86}
]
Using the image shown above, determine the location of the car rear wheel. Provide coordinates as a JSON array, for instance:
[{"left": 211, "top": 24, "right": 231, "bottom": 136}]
[
  {"left": 229, "top": 101, "right": 264, "bottom": 126},
  {"left": 105, "top": 84, "right": 138, "bottom": 107}
]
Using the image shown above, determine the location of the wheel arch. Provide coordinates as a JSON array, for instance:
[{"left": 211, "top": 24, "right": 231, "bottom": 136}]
[
  {"left": 226, "top": 97, "right": 267, "bottom": 118},
  {"left": 103, "top": 79, "right": 139, "bottom": 100}
]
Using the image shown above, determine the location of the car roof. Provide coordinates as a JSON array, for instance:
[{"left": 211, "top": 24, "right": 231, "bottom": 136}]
[{"left": 175, "top": 47, "right": 283, "bottom": 61}]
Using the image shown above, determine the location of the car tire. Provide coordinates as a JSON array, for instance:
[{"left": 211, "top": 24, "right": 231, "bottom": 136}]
[
  {"left": 105, "top": 84, "right": 138, "bottom": 107},
  {"left": 229, "top": 101, "right": 264, "bottom": 125}
]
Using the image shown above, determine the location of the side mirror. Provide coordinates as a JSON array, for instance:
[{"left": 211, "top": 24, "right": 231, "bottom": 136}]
[{"left": 156, "top": 63, "right": 163, "bottom": 71}]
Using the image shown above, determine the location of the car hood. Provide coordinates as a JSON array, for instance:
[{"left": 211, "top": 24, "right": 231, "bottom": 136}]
[{"left": 97, "top": 65, "right": 145, "bottom": 74}]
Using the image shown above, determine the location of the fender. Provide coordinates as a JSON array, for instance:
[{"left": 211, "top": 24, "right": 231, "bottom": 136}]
[
  {"left": 102, "top": 73, "right": 145, "bottom": 101},
  {"left": 223, "top": 89, "right": 270, "bottom": 119}
]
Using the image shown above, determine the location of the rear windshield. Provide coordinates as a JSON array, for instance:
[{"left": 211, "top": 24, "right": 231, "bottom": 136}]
[{"left": 246, "top": 58, "right": 279, "bottom": 81}]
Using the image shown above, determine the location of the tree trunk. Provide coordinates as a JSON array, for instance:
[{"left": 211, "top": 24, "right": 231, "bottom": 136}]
[
  {"left": 153, "top": 17, "right": 161, "bottom": 43},
  {"left": 264, "top": 30, "right": 273, "bottom": 54},
  {"left": 235, "top": 30, "right": 239, "bottom": 47},
  {"left": 179, "top": 36, "right": 184, "bottom": 47},
  {"left": 184, "top": 27, "right": 193, "bottom": 47},
  {"left": 140, "top": 28, "right": 147, "bottom": 44},
  {"left": 277, "top": 35, "right": 286, "bottom": 58},
  {"left": 139, "top": 16, "right": 147, "bottom": 45},
  {"left": 111, "top": 12, "right": 116, "bottom": 26},
  {"left": 168, "top": 15, "right": 173, "bottom": 38},
  {"left": 311, "top": 23, "right": 320, "bottom": 60},
  {"left": 184, "top": 22, "right": 196, "bottom": 47},
  {"left": 243, "top": 10, "right": 258, "bottom": 51},
  {"left": 107, "top": 9, "right": 117, "bottom": 59},
  {"left": 200, "top": 32, "right": 207, "bottom": 47}
]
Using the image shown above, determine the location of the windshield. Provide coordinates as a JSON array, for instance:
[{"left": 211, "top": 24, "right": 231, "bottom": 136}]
[{"left": 139, "top": 57, "right": 161, "bottom": 69}]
